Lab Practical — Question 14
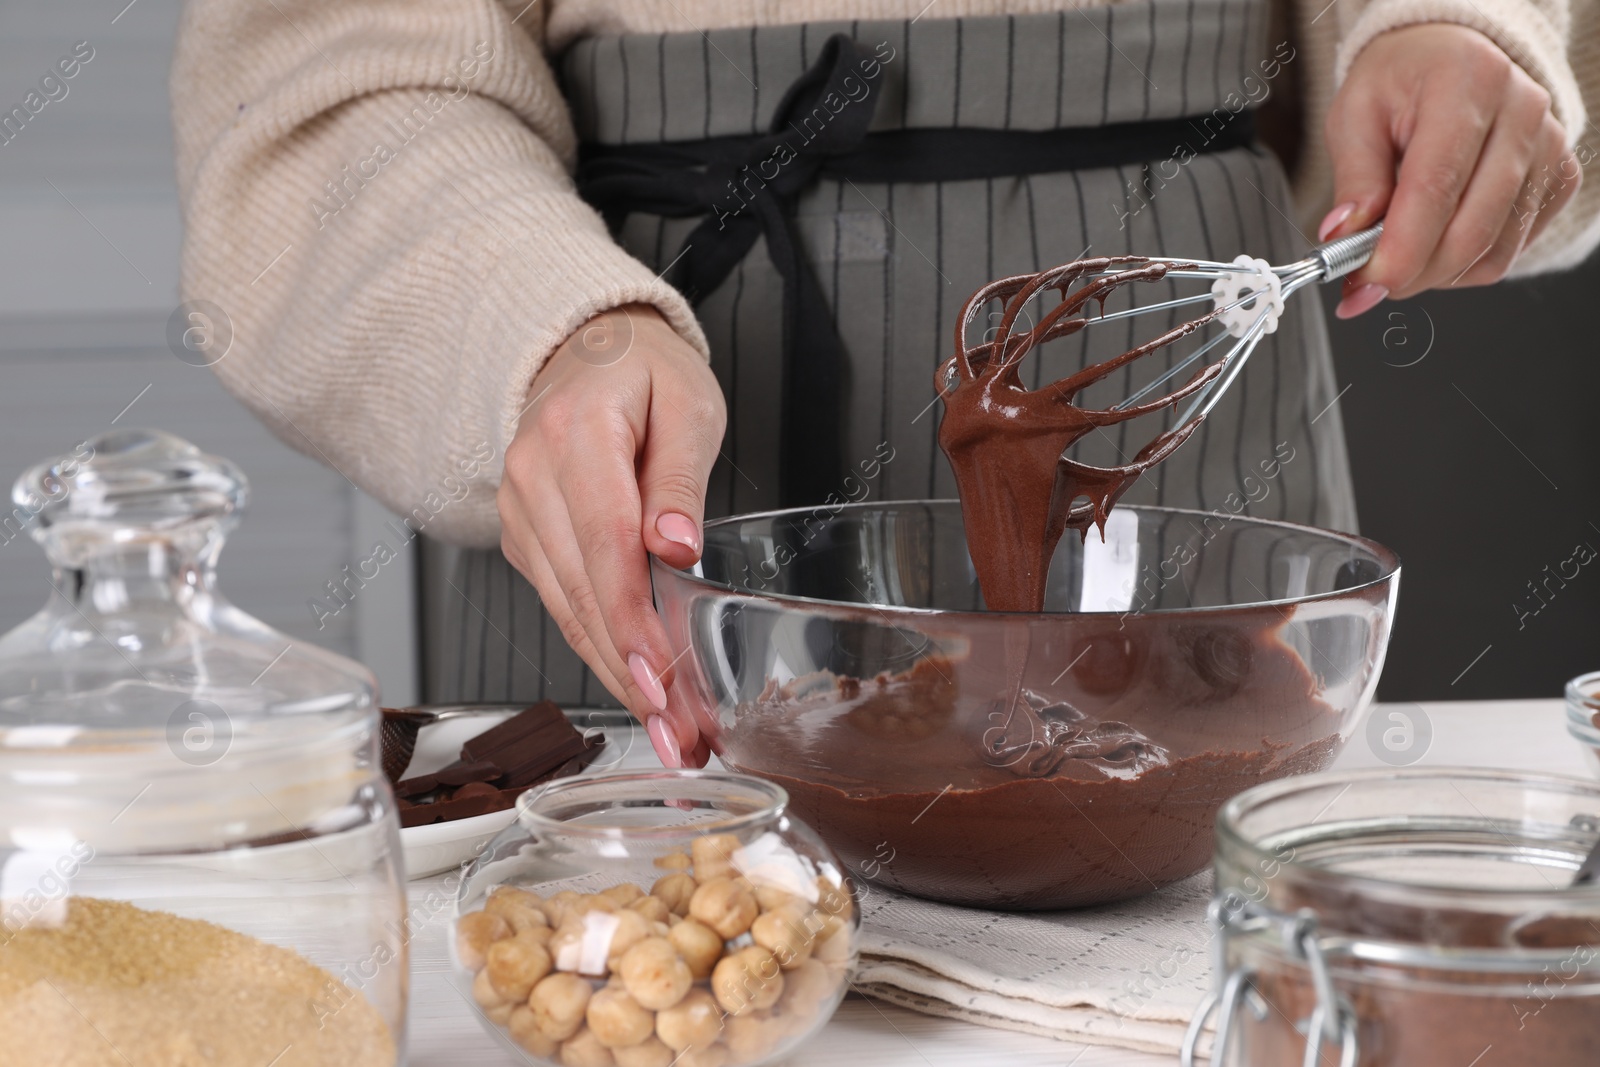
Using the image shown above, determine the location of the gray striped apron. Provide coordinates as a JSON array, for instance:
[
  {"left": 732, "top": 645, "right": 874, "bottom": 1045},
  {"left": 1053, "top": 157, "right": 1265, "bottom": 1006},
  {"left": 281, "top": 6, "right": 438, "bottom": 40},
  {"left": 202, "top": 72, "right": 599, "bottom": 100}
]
[{"left": 421, "top": 1, "right": 1358, "bottom": 705}]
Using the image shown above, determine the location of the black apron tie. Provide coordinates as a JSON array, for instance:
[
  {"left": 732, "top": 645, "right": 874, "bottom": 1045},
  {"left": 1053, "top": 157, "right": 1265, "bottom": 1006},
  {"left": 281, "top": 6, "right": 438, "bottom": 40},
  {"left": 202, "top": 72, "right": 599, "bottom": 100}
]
[{"left": 577, "top": 34, "right": 1257, "bottom": 507}]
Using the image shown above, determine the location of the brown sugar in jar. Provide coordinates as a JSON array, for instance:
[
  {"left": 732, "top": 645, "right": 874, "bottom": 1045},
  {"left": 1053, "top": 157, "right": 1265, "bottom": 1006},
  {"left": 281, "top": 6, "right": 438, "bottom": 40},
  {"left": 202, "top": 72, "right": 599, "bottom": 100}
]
[
  {"left": 0, "top": 897, "right": 395, "bottom": 1067},
  {"left": 1185, "top": 769, "right": 1600, "bottom": 1067}
]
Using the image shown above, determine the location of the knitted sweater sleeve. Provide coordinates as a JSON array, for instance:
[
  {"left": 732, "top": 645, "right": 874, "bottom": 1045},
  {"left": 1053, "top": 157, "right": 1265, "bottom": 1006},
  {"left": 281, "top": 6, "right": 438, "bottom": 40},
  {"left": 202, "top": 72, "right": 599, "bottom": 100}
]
[{"left": 169, "top": 0, "right": 709, "bottom": 548}]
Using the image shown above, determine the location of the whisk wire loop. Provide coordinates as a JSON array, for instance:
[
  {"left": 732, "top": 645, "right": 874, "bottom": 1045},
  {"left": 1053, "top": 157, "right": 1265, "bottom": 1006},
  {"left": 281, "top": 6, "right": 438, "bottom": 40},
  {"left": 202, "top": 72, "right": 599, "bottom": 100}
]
[{"left": 942, "top": 225, "right": 1383, "bottom": 531}]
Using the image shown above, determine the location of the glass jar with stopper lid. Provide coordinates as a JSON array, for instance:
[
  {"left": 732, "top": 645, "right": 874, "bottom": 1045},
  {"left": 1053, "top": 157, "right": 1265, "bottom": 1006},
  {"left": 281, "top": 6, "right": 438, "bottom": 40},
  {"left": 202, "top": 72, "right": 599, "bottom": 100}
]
[{"left": 0, "top": 429, "right": 405, "bottom": 1066}]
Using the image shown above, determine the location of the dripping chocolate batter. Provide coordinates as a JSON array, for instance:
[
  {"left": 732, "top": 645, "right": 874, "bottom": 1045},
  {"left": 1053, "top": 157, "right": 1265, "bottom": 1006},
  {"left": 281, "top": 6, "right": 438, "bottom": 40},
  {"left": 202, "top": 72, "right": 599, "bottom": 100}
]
[{"left": 935, "top": 256, "right": 1226, "bottom": 613}]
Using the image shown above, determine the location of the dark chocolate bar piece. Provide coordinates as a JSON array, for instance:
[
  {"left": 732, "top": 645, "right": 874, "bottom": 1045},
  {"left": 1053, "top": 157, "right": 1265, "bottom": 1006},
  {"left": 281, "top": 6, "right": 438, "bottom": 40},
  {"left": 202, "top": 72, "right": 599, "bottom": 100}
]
[
  {"left": 461, "top": 700, "right": 568, "bottom": 762},
  {"left": 435, "top": 759, "right": 503, "bottom": 786},
  {"left": 395, "top": 702, "right": 606, "bottom": 828},
  {"left": 398, "top": 791, "right": 503, "bottom": 827},
  {"left": 394, "top": 774, "right": 438, "bottom": 798},
  {"left": 495, "top": 720, "right": 594, "bottom": 789},
  {"left": 460, "top": 702, "right": 594, "bottom": 789},
  {"left": 396, "top": 758, "right": 500, "bottom": 797}
]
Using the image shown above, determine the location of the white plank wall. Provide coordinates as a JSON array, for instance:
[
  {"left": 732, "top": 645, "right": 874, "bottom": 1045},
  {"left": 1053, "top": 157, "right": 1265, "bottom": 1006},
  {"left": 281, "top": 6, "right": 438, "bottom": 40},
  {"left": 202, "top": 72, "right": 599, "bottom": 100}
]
[{"left": 0, "top": 0, "right": 420, "bottom": 704}]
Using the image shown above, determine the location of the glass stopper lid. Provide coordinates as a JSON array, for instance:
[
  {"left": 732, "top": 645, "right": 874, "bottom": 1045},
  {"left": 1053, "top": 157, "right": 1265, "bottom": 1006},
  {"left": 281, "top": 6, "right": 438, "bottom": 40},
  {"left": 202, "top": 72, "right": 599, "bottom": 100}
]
[{"left": 0, "top": 429, "right": 376, "bottom": 744}]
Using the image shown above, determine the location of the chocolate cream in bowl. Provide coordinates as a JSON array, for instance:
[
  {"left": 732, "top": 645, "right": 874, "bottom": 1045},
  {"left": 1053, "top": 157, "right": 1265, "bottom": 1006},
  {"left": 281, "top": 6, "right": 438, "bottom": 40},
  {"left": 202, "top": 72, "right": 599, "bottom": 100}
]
[{"left": 718, "top": 262, "right": 1363, "bottom": 908}]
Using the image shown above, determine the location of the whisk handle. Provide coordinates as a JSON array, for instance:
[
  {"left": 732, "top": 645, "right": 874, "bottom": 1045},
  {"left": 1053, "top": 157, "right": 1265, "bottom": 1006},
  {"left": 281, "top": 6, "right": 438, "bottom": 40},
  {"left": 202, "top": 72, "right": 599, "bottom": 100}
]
[{"left": 1310, "top": 223, "right": 1383, "bottom": 281}]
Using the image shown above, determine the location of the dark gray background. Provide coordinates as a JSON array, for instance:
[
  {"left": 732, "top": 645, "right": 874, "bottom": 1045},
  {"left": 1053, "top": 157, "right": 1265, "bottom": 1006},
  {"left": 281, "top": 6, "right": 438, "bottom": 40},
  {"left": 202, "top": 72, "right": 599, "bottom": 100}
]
[{"left": 1322, "top": 258, "right": 1600, "bottom": 701}]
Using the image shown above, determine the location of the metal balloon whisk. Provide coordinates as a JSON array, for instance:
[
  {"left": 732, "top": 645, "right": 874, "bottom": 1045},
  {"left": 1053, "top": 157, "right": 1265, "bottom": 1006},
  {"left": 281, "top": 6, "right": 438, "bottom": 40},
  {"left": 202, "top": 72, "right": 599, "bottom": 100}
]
[
  {"left": 1102, "top": 223, "right": 1383, "bottom": 427},
  {"left": 942, "top": 224, "right": 1384, "bottom": 535}
]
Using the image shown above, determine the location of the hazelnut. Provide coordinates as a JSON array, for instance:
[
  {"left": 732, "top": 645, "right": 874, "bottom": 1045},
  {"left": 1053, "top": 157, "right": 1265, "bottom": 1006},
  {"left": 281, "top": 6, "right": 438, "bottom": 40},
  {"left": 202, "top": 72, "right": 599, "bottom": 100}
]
[
  {"left": 456, "top": 910, "right": 511, "bottom": 972},
  {"left": 653, "top": 851, "right": 693, "bottom": 871},
  {"left": 560, "top": 1026, "right": 616, "bottom": 1067},
  {"left": 750, "top": 908, "right": 813, "bottom": 970},
  {"left": 509, "top": 1004, "right": 560, "bottom": 1056},
  {"left": 545, "top": 889, "right": 586, "bottom": 926},
  {"left": 571, "top": 894, "right": 620, "bottom": 919},
  {"left": 654, "top": 987, "right": 722, "bottom": 1052},
  {"left": 486, "top": 885, "right": 543, "bottom": 917},
  {"left": 752, "top": 885, "right": 797, "bottom": 913},
  {"left": 519, "top": 924, "right": 554, "bottom": 948},
  {"left": 472, "top": 966, "right": 507, "bottom": 1010},
  {"left": 688, "top": 878, "right": 758, "bottom": 940},
  {"left": 604, "top": 909, "right": 654, "bottom": 970},
  {"left": 531, "top": 972, "right": 594, "bottom": 1042},
  {"left": 811, "top": 916, "right": 852, "bottom": 964},
  {"left": 612, "top": 1037, "right": 676, "bottom": 1067},
  {"left": 776, "top": 958, "right": 838, "bottom": 1017},
  {"left": 486, "top": 935, "right": 554, "bottom": 1001},
  {"left": 501, "top": 903, "right": 551, "bottom": 936},
  {"left": 724, "top": 1011, "right": 783, "bottom": 1061},
  {"left": 629, "top": 895, "right": 671, "bottom": 924},
  {"left": 815, "top": 877, "right": 852, "bottom": 919},
  {"left": 692, "top": 834, "right": 741, "bottom": 881},
  {"left": 599, "top": 882, "right": 646, "bottom": 907},
  {"left": 485, "top": 1002, "right": 514, "bottom": 1026},
  {"left": 711, "top": 945, "right": 783, "bottom": 1015},
  {"left": 585, "top": 985, "right": 655, "bottom": 1049},
  {"left": 668, "top": 918, "right": 724, "bottom": 980},
  {"left": 650, "top": 872, "right": 697, "bottom": 916},
  {"left": 617, "top": 936, "right": 693, "bottom": 1010}
]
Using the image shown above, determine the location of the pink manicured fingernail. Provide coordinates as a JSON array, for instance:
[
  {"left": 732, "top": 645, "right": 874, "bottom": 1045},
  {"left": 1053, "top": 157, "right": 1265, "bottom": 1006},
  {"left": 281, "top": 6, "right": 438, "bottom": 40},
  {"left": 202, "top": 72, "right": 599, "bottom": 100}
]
[
  {"left": 629, "top": 652, "right": 668, "bottom": 711},
  {"left": 1318, "top": 201, "right": 1356, "bottom": 242},
  {"left": 656, "top": 512, "right": 701, "bottom": 553},
  {"left": 1335, "top": 283, "right": 1388, "bottom": 319},
  {"left": 646, "top": 714, "right": 682, "bottom": 768}
]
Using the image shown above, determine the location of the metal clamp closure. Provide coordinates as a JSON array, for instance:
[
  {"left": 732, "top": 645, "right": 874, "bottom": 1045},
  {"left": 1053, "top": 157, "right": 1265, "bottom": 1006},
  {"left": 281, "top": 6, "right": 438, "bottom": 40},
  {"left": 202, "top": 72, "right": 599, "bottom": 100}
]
[{"left": 1180, "top": 892, "right": 1358, "bottom": 1067}]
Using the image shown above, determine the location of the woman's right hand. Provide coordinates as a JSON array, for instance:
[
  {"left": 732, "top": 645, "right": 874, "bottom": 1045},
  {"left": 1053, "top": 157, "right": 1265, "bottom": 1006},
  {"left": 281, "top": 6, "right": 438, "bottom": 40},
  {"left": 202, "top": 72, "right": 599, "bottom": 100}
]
[{"left": 498, "top": 304, "right": 725, "bottom": 768}]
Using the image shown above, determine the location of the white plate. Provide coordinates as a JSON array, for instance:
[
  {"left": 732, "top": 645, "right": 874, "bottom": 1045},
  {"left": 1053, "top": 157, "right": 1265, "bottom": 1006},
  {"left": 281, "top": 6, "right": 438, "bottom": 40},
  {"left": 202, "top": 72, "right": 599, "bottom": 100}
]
[{"left": 398, "top": 707, "right": 647, "bottom": 879}]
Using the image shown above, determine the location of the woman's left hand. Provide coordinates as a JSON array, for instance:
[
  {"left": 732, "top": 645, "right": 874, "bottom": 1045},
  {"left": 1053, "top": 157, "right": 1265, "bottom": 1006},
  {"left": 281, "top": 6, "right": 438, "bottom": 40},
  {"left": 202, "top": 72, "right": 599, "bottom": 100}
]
[{"left": 1321, "top": 24, "right": 1580, "bottom": 317}]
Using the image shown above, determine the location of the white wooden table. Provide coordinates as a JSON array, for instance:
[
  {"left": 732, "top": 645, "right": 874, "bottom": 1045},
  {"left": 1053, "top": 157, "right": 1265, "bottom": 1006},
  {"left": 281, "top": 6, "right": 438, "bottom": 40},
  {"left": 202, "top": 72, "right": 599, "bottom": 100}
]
[{"left": 406, "top": 698, "right": 1590, "bottom": 1066}]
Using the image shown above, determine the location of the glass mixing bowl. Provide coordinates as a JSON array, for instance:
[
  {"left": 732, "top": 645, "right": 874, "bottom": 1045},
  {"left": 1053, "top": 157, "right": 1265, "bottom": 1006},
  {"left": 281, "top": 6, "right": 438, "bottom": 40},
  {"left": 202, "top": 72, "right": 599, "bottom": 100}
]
[{"left": 651, "top": 501, "right": 1400, "bottom": 910}]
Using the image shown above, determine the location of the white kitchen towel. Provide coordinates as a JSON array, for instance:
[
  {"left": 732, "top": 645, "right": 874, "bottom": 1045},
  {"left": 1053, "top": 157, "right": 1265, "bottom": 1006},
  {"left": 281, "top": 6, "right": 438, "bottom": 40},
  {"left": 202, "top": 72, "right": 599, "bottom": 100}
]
[{"left": 851, "top": 873, "right": 1218, "bottom": 1056}]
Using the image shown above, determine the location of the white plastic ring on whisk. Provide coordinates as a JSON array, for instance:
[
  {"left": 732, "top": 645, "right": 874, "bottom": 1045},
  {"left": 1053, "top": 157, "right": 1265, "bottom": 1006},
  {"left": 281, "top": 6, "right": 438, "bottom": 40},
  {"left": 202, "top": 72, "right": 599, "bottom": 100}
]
[{"left": 1210, "top": 255, "right": 1283, "bottom": 338}]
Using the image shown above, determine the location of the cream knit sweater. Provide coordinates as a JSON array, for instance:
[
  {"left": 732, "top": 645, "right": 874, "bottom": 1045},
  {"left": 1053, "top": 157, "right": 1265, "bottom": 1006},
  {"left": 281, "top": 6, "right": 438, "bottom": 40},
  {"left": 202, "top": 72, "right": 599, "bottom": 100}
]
[{"left": 170, "top": 0, "right": 1600, "bottom": 549}]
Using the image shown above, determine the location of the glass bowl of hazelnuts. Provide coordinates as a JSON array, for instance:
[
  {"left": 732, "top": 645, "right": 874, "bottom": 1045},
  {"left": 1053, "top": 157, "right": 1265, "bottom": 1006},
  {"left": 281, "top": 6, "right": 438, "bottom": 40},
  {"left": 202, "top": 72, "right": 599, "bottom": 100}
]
[{"left": 452, "top": 769, "right": 858, "bottom": 1066}]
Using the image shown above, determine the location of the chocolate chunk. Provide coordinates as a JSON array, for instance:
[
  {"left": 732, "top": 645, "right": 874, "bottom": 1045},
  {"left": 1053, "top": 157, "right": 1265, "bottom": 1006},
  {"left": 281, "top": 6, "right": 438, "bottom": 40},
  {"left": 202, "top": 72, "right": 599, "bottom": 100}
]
[
  {"left": 398, "top": 801, "right": 442, "bottom": 828},
  {"left": 397, "top": 785, "right": 512, "bottom": 827},
  {"left": 435, "top": 759, "right": 502, "bottom": 786},
  {"left": 394, "top": 774, "right": 438, "bottom": 798},
  {"left": 393, "top": 701, "right": 605, "bottom": 828},
  {"left": 460, "top": 702, "right": 597, "bottom": 790},
  {"left": 461, "top": 700, "right": 567, "bottom": 762},
  {"left": 494, "top": 723, "right": 595, "bottom": 789}
]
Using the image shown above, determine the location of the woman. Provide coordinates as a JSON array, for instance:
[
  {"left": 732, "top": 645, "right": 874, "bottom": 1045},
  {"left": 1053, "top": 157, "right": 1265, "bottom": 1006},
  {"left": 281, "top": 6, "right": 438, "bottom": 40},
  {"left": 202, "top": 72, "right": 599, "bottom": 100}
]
[{"left": 171, "top": 0, "right": 1597, "bottom": 769}]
